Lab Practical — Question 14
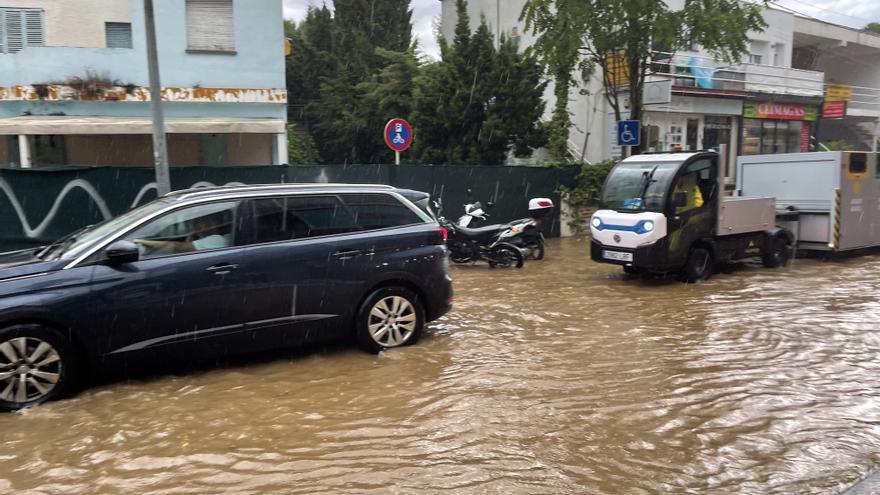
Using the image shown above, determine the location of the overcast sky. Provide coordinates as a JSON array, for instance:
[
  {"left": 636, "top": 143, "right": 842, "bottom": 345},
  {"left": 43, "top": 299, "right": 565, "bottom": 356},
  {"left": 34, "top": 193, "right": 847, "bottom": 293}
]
[{"left": 284, "top": 0, "right": 880, "bottom": 60}]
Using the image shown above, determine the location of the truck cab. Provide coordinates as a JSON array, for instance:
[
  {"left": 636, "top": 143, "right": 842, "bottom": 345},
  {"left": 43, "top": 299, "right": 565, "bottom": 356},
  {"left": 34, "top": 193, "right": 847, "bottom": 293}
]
[{"left": 590, "top": 151, "right": 792, "bottom": 281}]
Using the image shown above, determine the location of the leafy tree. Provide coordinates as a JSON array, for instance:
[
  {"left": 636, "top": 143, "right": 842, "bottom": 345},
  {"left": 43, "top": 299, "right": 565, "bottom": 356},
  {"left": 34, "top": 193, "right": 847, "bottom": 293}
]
[
  {"left": 355, "top": 47, "right": 421, "bottom": 163},
  {"left": 287, "top": 124, "right": 321, "bottom": 165},
  {"left": 487, "top": 37, "right": 547, "bottom": 160},
  {"left": 412, "top": 0, "right": 547, "bottom": 165},
  {"left": 824, "top": 140, "right": 854, "bottom": 151},
  {"left": 866, "top": 22, "right": 880, "bottom": 34},
  {"left": 560, "top": 159, "right": 617, "bottom": 232},
  {"left": 522, "top": 0, "right": 767, "bottom": 154},
  {"left": 287, "top": 6, "right": 334, "bottom": 120},
  {"left": 307, "top": 0, "right": 416, "bottom": 164}
]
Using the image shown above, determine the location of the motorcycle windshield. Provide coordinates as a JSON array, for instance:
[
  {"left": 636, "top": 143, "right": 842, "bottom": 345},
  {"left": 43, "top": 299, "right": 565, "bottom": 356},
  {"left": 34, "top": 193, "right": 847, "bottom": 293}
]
[{"left": 600, "top": 162, "right": 678, "bottom": 212}]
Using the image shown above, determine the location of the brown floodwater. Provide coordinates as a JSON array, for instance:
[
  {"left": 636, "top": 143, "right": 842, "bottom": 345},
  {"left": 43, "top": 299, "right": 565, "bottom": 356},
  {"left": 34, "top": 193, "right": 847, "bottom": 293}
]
[{"left": 2, "top": 237, "right": 880, "bottom": 494}]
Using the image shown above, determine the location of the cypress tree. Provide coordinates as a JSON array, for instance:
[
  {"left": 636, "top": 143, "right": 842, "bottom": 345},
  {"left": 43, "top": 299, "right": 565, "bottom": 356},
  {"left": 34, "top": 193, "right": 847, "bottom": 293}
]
[{"left": 412, "top": 0, "right": 548, "bottom": 165}]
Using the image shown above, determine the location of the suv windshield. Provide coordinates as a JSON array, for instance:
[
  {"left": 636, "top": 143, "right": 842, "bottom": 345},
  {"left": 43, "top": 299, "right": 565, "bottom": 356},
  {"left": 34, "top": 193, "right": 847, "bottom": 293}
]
[
  {"left": 599, "top": 162, "right": 681, "bottom": 212},
  {"left": 47, "top": 199, "right": 175, "bottom": 261}
]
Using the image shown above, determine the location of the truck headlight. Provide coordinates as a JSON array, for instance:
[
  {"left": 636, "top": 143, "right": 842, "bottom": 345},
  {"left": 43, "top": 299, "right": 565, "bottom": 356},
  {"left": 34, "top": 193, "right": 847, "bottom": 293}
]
[
  {"left": 643, "top": 221, "right": 654, "bottom": 232},
  {"left": 591, "top": 217, "right": 601, "bottom": 228}
]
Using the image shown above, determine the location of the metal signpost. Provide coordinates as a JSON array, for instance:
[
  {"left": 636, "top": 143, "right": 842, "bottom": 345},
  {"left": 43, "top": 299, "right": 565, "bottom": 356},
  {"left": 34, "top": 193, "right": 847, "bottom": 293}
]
[
  {"left": 384, "top": 118, "right": 413, "bottom": 165},
  {"left": 144, "top": 0, "right": 171, "bottom": 196}
]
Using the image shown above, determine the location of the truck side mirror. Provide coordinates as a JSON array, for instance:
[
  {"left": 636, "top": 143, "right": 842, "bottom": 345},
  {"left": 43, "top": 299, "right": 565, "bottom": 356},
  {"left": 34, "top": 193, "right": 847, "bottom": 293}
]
[{"left": 673, "top": 192, "right": 687, "bottom": 208}]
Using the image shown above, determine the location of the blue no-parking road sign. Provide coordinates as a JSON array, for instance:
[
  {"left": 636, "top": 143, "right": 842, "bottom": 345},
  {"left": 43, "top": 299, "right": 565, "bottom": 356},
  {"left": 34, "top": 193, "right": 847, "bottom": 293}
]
[{"left": 617, "top": 120, "right": 640, "bottom": 146}]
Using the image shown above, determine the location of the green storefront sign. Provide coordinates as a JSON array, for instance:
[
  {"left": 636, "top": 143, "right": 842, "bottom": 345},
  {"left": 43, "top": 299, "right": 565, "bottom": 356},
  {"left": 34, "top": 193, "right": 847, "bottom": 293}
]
[{"left": 743, "top": 102, "right": 818, "bottom": 121}]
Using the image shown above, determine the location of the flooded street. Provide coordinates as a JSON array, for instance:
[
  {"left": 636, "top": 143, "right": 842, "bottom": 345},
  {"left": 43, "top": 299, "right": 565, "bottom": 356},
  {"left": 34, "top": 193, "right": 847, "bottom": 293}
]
[{"left": 3, "top": 236, "right": 880, "bottom": 494}]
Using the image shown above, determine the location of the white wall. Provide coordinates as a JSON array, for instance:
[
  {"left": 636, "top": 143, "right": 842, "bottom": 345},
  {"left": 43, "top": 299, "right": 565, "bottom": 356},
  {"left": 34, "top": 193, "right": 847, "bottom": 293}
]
[
  {"left": 746, "top": 7, "right": 794, "bottom": 67},
  {"left": 2, "top": 0, "right": 132, "bottom": 48}
]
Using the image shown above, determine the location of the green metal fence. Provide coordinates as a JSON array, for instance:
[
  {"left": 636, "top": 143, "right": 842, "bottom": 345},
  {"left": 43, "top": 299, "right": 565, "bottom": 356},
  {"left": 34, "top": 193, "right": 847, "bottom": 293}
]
[{"left": 0, "top": 164, "right": 579, "bottom": 252}]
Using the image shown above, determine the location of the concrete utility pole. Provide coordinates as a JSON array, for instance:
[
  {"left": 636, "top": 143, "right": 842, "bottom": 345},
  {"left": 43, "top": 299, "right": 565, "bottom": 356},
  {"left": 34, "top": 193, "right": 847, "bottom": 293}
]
[{"left": 144, "top": 0, "right": 171, "bottom": 195}]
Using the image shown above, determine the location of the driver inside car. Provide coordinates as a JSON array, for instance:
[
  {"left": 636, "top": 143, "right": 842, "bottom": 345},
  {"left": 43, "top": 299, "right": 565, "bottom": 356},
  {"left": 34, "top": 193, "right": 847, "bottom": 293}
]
[{"left": 136, "top": 211, "right": 232, "bottom": 254}]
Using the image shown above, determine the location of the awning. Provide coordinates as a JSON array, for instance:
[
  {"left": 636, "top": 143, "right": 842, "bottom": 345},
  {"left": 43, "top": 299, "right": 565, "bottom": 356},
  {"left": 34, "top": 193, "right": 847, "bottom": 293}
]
[{"left": 0, "top": 116, "right": 286, "bottom": 135}]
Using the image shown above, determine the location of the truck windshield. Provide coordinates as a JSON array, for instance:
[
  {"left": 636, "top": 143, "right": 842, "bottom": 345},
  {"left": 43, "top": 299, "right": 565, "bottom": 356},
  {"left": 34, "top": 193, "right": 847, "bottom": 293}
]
[{"left": 599, "top": 162, "right": 680, "bottom": 212}]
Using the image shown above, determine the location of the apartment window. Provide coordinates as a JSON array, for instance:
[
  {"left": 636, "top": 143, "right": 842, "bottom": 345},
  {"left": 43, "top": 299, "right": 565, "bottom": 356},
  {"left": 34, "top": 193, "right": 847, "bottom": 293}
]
[
  {"left": 105, "top": 22, "right": 132, "bottom": 49},
  {"left": 749, "top": 54, "right": 762, "bottom": 65},
  {"left": 186, "top": 0, "right": 234, "bottom": 52},
  {"left": 0, "top": 8, "right": 44, "bottom": 54}
]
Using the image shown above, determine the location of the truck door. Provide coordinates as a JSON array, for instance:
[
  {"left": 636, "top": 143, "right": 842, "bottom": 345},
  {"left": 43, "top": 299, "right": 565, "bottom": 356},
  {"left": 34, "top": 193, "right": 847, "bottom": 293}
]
[{"left": 665, "top": 157, "right": 718, "bottom": 267}]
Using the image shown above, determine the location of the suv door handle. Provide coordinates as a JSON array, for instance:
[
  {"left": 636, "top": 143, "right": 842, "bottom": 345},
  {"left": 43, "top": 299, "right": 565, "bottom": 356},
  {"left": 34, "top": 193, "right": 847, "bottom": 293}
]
[
  {"left": 333, "top": 249, "right": 362, "bottom": 259},
  {"left": 206, "top": 263, "right": 238, "bottom": 275}
]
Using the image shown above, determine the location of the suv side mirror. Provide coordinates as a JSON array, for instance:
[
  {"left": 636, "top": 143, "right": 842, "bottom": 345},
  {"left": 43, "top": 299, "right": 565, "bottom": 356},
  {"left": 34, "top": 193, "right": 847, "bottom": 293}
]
[
  {"left": 105, "top": 240, "right": 140, "bottom": 264},
  {"left": 672, "top": 192, "right": 688, "bottom": 208}
]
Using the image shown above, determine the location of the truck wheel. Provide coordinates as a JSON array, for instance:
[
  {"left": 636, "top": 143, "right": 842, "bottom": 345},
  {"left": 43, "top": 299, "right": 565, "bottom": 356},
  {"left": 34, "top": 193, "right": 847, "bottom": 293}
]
[
  {"left": 762, "top": 235, "right": 792, "bottom": 268},
  {"left": 683, "top": 247, "right": 712, "bottom": 283},
  {"left": 623, "top": 265, "right": 641, "bottom": 275}
]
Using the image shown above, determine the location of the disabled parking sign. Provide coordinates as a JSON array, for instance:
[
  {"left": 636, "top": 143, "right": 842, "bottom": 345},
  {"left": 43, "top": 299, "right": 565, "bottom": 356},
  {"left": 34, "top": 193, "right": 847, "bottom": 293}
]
[
  {"left": 617, "top": 120, "right": 640, "bottom": 147},
  {"left": 384, "top": 118, "right": 413, "bottom": 152}
]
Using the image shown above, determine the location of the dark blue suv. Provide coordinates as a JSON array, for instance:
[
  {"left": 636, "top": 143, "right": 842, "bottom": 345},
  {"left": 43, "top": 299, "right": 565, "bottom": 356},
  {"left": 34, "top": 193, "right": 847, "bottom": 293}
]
[{"left": 0, "top": 184, "right": 452, "bottom": 411}]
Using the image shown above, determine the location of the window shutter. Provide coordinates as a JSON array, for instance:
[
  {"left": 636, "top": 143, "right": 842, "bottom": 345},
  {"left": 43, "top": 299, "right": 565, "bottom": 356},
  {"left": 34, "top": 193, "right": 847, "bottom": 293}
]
[
  {"left": 105, "top": 22, "right": 132, "bottom": 48},
  {"left": 24, "top": 9, "right": 43, "bottom": 47},
  {"left": 0, "top": 11, "right": 6, "bottom": 53},
  {"left": 186, "top": 0, "right": 234, "bottom": 51},
  {"left": 0, "top": 8, "right": 43, "bottom": 53},
  {"left": 6, "top": 10, "right": 23, "bottom": 53}
]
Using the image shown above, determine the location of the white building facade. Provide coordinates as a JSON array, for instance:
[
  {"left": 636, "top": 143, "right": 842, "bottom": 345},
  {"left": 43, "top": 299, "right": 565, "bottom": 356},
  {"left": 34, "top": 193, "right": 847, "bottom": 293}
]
[{"left": 439, "top": 0, "right": 880, "bottom": 171}]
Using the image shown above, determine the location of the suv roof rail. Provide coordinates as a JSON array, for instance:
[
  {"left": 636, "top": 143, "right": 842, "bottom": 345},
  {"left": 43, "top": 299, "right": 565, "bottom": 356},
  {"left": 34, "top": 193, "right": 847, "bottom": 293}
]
[{"left": 167, "top": 183, "right": 395, "bottom": 200}]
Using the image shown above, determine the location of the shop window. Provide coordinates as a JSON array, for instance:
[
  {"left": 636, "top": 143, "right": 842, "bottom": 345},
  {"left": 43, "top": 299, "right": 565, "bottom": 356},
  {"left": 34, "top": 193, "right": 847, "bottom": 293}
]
[
  {"left": 645, "top": 125, "right": 661, "bottom": 152},
  {"left": 742, "top": 119, "right": 762, "bottom": 155},
  {"left": 686, "top": 119, "right": 699, "bottom": 151}
]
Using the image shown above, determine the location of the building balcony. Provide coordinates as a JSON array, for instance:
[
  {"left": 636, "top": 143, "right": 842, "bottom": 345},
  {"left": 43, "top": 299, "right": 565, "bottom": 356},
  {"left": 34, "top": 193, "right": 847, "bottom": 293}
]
[
  {"left": 651, "top": 53, "right": 825, "bottom": 99},
  {"left": 731, "top": 63, "right": 825, "bottom": 98}
]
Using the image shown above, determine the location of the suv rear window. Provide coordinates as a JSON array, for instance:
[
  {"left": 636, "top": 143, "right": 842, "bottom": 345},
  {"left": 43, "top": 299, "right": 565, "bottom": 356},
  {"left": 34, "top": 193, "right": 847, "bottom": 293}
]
[
  {"left": 250, "top": 195, "right": 359, "bottom": 243},
  {"left": 341, "top": 193, "right": 425, "bottom": 230}
]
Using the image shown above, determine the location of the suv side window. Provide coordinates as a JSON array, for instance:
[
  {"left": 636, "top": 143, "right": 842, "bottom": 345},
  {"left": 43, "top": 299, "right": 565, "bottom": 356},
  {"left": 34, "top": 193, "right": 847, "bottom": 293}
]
[
  {"left": 341, "top": 193, "right": 424, "bottom": 230},
  {"left": 124, "top": 201, "right": 239, "bottom": 259},
  {"left": 250, "top": 195, "right": 359, "bottom": 244}
]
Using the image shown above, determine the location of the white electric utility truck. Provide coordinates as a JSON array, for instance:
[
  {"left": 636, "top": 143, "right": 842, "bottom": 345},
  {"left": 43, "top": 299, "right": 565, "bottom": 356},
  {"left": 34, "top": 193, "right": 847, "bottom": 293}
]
[{"left": 590, "top": 151, "right": 793, "bottom": 281}]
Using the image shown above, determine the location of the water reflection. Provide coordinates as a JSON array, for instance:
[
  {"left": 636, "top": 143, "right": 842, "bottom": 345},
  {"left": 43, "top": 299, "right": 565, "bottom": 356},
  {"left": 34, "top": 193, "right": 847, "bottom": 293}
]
[{"left": 1, "top": 238, "right": 879, "bottom": 493}]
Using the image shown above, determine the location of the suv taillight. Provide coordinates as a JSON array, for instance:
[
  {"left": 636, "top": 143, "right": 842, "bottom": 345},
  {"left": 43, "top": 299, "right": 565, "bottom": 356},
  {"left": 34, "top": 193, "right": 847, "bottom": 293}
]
[{"left": 434, "top": 227, "right": 447, "bottom": 243}]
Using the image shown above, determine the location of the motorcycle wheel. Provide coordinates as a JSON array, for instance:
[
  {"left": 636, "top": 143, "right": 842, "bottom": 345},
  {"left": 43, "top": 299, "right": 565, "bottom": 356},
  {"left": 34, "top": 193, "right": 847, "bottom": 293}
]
[
  {"left": 448, "top": 241, "right": 475, "bottom": 263},
  {"left": 488, "top": 245, "right": 525, "bottom": 269},
  {"left": 530, "top": 240, "right": 545, "bottom": 260}
]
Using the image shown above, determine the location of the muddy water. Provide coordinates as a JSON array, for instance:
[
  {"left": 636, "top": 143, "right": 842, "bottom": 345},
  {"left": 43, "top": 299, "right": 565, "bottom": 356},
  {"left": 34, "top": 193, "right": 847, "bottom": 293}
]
[{"left": 3, "top": 237, "right": 880, "bottom": 494}]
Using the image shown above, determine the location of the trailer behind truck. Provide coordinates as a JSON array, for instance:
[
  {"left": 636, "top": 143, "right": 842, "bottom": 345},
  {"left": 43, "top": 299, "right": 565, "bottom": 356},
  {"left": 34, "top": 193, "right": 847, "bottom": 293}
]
[{"left": 737, "top": 151, "right": 879, "bottom": 252}]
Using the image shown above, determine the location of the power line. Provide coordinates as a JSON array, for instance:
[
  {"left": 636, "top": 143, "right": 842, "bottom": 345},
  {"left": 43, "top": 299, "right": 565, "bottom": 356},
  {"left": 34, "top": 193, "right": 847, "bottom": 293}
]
[{"left": 773, "top": 0, "right": 876, "bottom": 25}]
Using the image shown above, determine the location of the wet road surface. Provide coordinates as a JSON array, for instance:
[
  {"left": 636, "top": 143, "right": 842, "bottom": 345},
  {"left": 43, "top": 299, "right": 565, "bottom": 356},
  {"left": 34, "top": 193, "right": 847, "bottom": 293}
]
[{"left": 2, "top": 237, "right": 880, "bottom": 494}]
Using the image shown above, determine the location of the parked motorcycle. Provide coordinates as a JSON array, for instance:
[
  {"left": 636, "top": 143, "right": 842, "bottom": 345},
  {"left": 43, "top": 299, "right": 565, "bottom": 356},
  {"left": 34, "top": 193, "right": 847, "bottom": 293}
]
[
  {"left": 456, "top": 193, "right": 554, "bottom": 260},
  {"left": 434, "top": 200, "right": 525, "bottom": 269}
]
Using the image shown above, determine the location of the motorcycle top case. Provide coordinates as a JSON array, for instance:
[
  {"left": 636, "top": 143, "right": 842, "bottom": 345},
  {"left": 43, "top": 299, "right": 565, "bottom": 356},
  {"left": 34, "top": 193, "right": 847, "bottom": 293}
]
[{"left": 528, "top": 198, "right": 554, "bottom": 219}]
